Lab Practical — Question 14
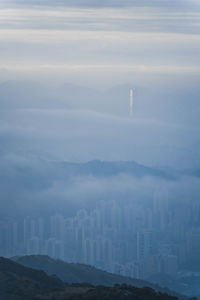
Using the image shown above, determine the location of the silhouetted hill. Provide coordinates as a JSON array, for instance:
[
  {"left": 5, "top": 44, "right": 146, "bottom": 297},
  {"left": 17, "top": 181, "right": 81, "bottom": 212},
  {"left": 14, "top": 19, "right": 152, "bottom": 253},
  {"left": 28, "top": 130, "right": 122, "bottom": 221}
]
[
  {"left": 12, "top": 255, "right": 150, "bottom": 286},
  {"left": 0, "top": 256, "right": 192, "bottom": 300},
  {"left": 68, "top": 284, "right": 182, "bottom": 300},
  {"left": 0, "top": 256, "right": 65, "bottom": 299},
  {"left": 12, "top": 255, "right": 184, "bottom": 299}
]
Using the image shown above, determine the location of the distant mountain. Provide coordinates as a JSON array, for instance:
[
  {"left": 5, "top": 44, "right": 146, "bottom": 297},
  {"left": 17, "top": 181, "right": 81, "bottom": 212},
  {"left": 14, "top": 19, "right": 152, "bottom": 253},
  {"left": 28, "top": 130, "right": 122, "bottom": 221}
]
[
  {"left": 0, "top": 80, "right": 101, "bottom": 111},
  {"left": 0, "top": 256, "right": 190, "bottom": 300},
  {"left": 0, "top": 80, "right": 50, "bottom": 109},
  {"left": 0, "top": 159, "right": 174, "bottom": 200},
  {"left": 1, "top": 79, "right": 200, "bottom": 124},
  {"left": 0, "top": 159, "right": 173, "bottom": 204},
  {"left": 53, "top": 160, "right": 173, "bottom": 179},
  {"left": 0, "top": 158, "right": 180, "bottom": 218},
  {"left": 12, "top": 255, "right": 185, "bottom": 299},
  {"left": 0, "top": 80, "right": 128, "bottom": 114}
]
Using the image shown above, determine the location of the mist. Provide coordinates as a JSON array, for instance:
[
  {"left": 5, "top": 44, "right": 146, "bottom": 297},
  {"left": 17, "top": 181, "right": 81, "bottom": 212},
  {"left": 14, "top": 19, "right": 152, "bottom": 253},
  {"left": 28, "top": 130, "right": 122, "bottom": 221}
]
[{"left": 0, "top": 0, "right": 200, "bottom": 298}]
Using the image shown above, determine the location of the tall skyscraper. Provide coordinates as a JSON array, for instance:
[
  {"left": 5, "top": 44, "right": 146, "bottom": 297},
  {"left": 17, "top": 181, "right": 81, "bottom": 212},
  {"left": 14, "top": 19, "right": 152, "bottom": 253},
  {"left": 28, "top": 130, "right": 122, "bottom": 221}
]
[{"left": 130, "top": 88, "right": 133, "bottom": 117}]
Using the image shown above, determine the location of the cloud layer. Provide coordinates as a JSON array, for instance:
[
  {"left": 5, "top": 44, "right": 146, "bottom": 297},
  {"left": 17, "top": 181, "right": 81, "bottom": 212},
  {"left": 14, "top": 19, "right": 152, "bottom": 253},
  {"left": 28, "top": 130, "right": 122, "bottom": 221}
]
[
  {"left": 0, "top": 1, "right": 199, "bottom": 85},
  {"left": 0, "top": 108, "right": 199, "bottom": 168}
]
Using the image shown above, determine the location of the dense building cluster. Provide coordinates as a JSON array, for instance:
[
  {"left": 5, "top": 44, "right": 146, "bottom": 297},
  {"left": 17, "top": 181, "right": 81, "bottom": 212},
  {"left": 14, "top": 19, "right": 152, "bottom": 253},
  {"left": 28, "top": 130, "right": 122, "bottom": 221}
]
[{"left": 1, "top": 191, "right": 200, "bottom": 281}]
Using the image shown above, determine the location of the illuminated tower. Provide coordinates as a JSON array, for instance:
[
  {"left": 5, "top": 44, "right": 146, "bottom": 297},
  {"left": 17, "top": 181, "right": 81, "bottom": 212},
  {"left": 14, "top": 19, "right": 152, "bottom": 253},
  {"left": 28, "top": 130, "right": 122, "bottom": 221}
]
[{"left": 130, "top": 88, "right": 133, "bottom": 117}]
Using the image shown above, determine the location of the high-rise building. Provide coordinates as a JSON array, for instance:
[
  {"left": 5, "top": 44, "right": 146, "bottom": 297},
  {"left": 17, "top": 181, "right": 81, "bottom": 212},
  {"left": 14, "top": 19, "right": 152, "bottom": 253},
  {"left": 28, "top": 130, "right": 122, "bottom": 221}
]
[
  {"left": 130, "top": 88, "right": 133, "bottom": 117},
  {"left": 137, "top": 230, "right": 153, "bottom": 261}
]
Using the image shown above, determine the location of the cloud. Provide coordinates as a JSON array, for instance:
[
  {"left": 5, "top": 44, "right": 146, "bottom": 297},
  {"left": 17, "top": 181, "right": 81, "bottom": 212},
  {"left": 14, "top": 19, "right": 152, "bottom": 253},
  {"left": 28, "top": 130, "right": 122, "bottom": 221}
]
[
  {"left": 0, "top": 0, "right": 199, "bottom": 224},
  {"left": 2, "top": 0, "right": 197, "bottom": 9},
  {"left": 0, "top": 28, "right": 199, "bottom": 86},
  {"left": 1, "top": 150, "right": 200, "bottom": 217},
  {"left": 0, "top": 3, "right": 199, "bottom": 85},
  {"left": 0, "top": 108, "right": 199, "bottom": 168},
  {"left": 1, "top": 6, "right": 200, "bottom": 34},
  {"left": 0, "top": 0, "right": 199, "bottom": 88}
]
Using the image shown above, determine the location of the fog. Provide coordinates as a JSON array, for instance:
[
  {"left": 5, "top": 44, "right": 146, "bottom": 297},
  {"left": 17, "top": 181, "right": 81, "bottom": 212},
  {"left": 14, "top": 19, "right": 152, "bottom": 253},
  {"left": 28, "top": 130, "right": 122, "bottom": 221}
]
[
  {"left": 0, "top": 0, "right": 200, "bottom": 297},
  {"left": 1, "top": 154, "right": 200, "bottom": 217}
]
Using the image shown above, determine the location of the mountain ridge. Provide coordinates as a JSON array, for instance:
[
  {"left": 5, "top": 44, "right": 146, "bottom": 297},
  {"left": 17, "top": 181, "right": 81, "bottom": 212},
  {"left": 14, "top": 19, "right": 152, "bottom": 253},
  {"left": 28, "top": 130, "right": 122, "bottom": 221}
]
[
  {"left": 11, "top": 255, "right": 186, "bottom": 299},
  {"left": 0, "top": 256, "right": 192, "bottom": 300}
]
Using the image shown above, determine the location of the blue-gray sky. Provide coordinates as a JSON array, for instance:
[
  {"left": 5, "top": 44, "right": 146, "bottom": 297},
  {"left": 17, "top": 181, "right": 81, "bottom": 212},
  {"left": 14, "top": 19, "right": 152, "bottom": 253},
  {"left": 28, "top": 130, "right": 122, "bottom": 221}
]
[
  {"left": 0, "top": 0, "right": 200, "bottom": 86},
  {"left": 0, "top": 0, "right": 200, "bottom": 169}
]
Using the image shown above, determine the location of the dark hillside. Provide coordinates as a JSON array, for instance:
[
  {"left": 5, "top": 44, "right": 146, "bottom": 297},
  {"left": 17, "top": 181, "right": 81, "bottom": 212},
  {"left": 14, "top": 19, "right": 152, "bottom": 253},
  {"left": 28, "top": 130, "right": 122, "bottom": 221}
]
[
  {"left": 0, "top": 256, "right": 65, "bottom": 299},
  {"left": 12, "top": 255, "right": 184, "bottom": 299},
  {"left": 1, "top": 257, "right": 196, "bottom": 300}
]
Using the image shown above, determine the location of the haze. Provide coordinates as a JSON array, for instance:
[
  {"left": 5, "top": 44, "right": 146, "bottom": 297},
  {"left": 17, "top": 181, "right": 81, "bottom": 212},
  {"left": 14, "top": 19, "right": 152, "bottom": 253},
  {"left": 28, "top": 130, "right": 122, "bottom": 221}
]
[{"left": 0, "top": 1, "right": 200, "bottom": 298}]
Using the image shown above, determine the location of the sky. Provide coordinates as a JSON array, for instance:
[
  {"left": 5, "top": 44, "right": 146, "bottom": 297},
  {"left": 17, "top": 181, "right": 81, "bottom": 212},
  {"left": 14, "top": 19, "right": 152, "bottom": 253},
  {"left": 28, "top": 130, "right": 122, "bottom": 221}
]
[
  {"left": 0, "top": 0, "right": 200, "bottom": 170},
  {"left": 0, "top": 0, "right": 200, "bottom": 86}
]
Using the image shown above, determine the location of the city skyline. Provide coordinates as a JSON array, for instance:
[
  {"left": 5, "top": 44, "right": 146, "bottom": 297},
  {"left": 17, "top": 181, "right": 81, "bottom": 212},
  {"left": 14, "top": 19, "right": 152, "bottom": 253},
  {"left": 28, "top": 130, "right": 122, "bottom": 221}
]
[
  {"left": 0, "top": 1, "right": 200, "bottom": 298},
  {"left": 1, "top": 192, "right": 200, "bottom": 295}
]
